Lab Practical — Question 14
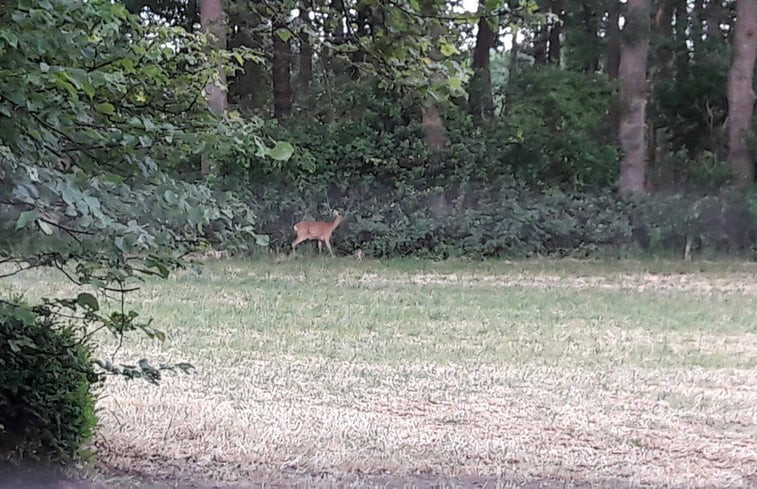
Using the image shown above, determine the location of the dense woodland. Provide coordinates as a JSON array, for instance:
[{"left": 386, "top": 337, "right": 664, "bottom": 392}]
[
  {"left": 0, "top": 0, "right": 756, "bottom": 471},
  {"left": 140, "top": 0, "right": 757, "bottom": 258},
  {"left": 2, "top": 0, "right": 757, "bottom": 261}
]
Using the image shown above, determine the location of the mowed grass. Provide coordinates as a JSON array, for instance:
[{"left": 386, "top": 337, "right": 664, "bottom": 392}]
[{"left": 4, "top": 257, "right": 757, "bottom": 488}]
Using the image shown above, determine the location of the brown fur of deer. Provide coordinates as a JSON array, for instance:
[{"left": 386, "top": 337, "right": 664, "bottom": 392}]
[{"left": 291, "top": 211, "right": 344, "bottom": 257}]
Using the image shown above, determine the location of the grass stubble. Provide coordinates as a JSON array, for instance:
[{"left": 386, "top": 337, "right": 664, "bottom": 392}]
[{"left": 4, "top": 257, "right": 757, "bottom": 488}]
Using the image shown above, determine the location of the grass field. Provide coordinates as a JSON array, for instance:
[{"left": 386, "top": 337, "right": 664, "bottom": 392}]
[{"left": 4, "top": 257, "right": 757, "bottom": 488}]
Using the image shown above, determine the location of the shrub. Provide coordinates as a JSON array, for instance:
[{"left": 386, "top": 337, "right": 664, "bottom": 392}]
[
  {"left": 240, "top": 181, "right": 757, "bottom": 260},
  {"left": 0, "top": 299, "right": 101, "bottom": 465}
]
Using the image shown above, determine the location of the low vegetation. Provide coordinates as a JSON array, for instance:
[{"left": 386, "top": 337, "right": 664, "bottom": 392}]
[{"left": 5, "top": 258, "right": 756, "bottom": 488}]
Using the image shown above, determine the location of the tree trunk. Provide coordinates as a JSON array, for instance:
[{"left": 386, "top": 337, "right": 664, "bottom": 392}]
[
  {"left": 200, "top": 0, "right": 227, "bottom": 176},
  {"left": 508, "top": 28, "right": 520, "bottom": 85},
  {"left": 420, "top": 0, "right": 449, "bottom": 152},
  {"left": 672, "top": 0, "right": 689, "bottom": 72},
  {"left": 647, "top": 0, "right": 674, "bottom": 189},
  {"left": 727, "top": 0, "right": 757, "bottom": 185},
  {"left": 655, "top": 0, "right": 674, "bottom": 36},
  {"left": 577, "top": 2, "right": 600, "bottom": 72},
  {"left": 348, "top": 1, "right": 372, "bottom": 79},
  {"left": 547, "top": 0, "right": 562, "bottom": 65},
  {"left": 704, "top": 0, "right": 725, "bottom": 41},
  {"left": 618, "top": 0, "right": 651, "bottom": 197},
  {"left": 422, "top": 105, "right": 448, "bottom": 151},
  {"left": 273, "top": 19, "right": 293, "bottom": 119},
  {"left": 227, "top": 8, "right": 266, "bottom": 110},
  {"left": 298, "top": 1, "right": 313, "bottom": 98},
  {"left": 533, "top": 26, "right": 548, "bottom": 64},
  {"left": 467, "top": 7, "right": 496, "bottom": 125},
  {"left": 692, "top": 0, "right": 705, "bottom": 58},
  {"left": 605, "top": 0, "right": 621, "bottom": 79}
]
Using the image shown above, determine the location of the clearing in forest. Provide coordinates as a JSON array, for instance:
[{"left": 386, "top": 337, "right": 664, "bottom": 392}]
[{"left": 6, "top": 258, "right": 757, "bottom": 488}]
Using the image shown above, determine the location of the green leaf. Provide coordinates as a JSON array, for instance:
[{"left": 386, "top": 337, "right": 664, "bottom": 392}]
[
  {"left": 268, "top": 141, "right": 294, "bottom": 161},
  {"left": 448, "top": 76, "right": 463, "bottom": 91},
  {"left": 95, "top": 102, "right": 115, "bottom": 114},
  {"left": 138, "top": 135, "right": 153, "bottom": 147},
  {"left": 37, "top": 219, "right": 54, "bottom": 235},
  {"left": 76, "top": 292, "right": 99, "bottom": 311},
  {"left": 53, "top": 76, "right": 78, "bottom": 99},
  {"left": 439, "top": 42, "right": 459, "bottom": 57},
  {"left": 275, "top": 28, "right": 293, "bottom": 43},
  {"left": 0, "top": 30, "right": 18, "bottom": 48},
  {"left": 82, "top": 82, "right": 95, "bottom": 98},
  {"left": 15, "top": 210, "right": 38, "bottom": 230},
  {"left": 14, "top": 308, "right": 36, "bottom": 326},
  {"left": 143, "top": 117, "right": 156, "bottom": 132}
]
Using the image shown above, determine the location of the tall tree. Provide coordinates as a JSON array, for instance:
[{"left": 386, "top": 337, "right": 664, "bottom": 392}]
[
  {"left": 547, "top": 0, "right": 562, "bottom": 65},
  {"left": 646, "top": 0, "right": 674, "bottom": 187},
  {"left": 273, "top": 14, "right": 293, "bottom": 119},
  {"left": 727, "top": 0, "right": 757, "bottom": 185},
  {"left": 532, "top": 25, "right": 549, "bottom": 64},
  {"left": 227, "top": 5, "right": 267, "bottom": 110},
  {"left": 200, "top": 0, "right": 227, "bottom": 175},
  {"left": 420, "top": 0, "right": 449, "bottom": 152},
  {"left": 564, "top": 1, "right": 602, "bottom": 72},
  {"left": 298, "top": 0, "right": 313, "bottom": 98},
  {"left": 468, "top": 4, "right": 497, "bottom": 125},
  {"left": 618, "top": 0, "right": 651, "bottom": 196},
  {"left": 604, "top": 0, "right": 621, "bottom": 79}
]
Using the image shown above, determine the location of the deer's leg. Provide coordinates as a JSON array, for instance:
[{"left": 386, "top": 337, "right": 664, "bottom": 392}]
[
  {"left": 292, "top": 236, "right": 306, "bottom": 254},
  {"left": 318, "top": 240, "right": 323, "bottom": 254},
  {"left": 325, "top": 239, "right": 335, "bottom": 257}
]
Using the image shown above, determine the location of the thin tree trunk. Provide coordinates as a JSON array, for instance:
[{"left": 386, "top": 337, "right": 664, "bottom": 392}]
[
  {"left": 533, "top": 26, "right": 548, "bottom": 64},
  {"left": 647, "top": 0, "right": 674, "bottom": 190},
  {"left": 579, "top": 2, "right": 600, "bottom": 72},
  {"left": 273, "top": 19, "right": 293, "bottom": 119},
  {"left": 508, "top": 28, "right": 519, "bottom": 85},
  {"left": 547, "top": 0, "right": 562, "bottom": 65},
  {"left": 655, "top": 0, "right": 674, "bottom": 37},
  {"left": 468, "top": 5, "right": 496, "bottom": 125},
  {"left": 200, "top": 0, "right": 227, "bottom": 176},
  {"left": 692, "top": 0, "right": 705, "bottom": 57},
  {"left": 705, "top": 0, "right": 724, "bottom": 41},
  {"left": 618, "top": 0, "right": 651, "bottom": 197},
  {"left": 605, "top": 0, "right": 621, "bottom": 79},
  {"left": 227, "top": 8, "right": 266, "bottom": 110},
  {"left": 727, "top": 0, "right": 757, "bottom": 185},
  {"left": 298, "top": 1, "right": 313, "bottom": 98},
  {"left": 422, "top": 105, "right": 448, "bottom": 151}
]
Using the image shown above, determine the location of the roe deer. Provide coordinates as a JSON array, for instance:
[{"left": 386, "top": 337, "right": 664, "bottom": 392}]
[{"left": 292, "top": 210, "right": 344, "bottom": 257}]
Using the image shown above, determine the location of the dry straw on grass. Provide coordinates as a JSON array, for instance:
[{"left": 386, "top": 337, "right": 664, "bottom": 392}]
[{"left": 5, "top": 258, "right": 757, "bottom": 488}]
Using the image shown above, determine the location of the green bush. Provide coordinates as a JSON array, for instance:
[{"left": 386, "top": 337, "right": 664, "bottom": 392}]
[
  {"left": 241, "top": 181, "right": 757, "bottom": 260},
  {"left": 0, "top": 299, "right": 101, "bottom": 465}
]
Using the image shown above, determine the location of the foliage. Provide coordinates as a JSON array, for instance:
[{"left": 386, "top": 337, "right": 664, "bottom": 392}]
[
  {"left": 242, "top": 181, "right": 757, "bottom": 260},
  {"left": 652, "top": 40, "right": 730, "bottom": 159},
  {"left": 221, "top": 66, "right": 617, "bottom": 192},
  {"left": 0, "top": 0, "right": 276, "bottom": 290},
  {"left": 0, "top": 298, "right": 99, "bottom": 465},
  {"left": 502, "top": 66, "right": 619, "bottom": 189},
  {"left": 0, "top": 0, "right": 275, "bottom": 409}
]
